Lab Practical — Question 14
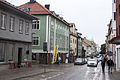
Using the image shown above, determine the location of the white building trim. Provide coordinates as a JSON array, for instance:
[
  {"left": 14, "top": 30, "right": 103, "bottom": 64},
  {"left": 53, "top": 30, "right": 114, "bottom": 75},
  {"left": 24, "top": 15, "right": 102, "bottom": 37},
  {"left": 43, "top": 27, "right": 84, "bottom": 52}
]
[
  {"left": 54, "top": 19, "right": 56, "bottom": 47},
  {"left": 46, "top": 16, "right": 49, "bottom": 42},
  {"left": 48, "top": 16, "right": 51, "bottom": 52}
]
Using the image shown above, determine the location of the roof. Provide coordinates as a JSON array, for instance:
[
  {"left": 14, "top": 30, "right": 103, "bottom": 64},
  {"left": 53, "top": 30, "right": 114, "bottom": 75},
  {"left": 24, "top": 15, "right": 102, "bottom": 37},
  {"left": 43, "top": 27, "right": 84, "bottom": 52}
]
[
  {"left": 0, "top": 0, "right": 37, "bottom": 20},
  {"left": 18, "top": 1, "right": 69, "bottom": 26},
  {"left": 70, "top": 32, "right": 78, "bottom": 37},
  {"left": 82, "top": 41, "right": 89, "bottom": 47},
  {"left": 109, "top": 36, "right": 120, "bottom": 44},
  {"left": 18, "top": 2, "right": 50, "bottom": 15},
  {"left": 69, "top": 23, "right": 75, "bottom": 27}
]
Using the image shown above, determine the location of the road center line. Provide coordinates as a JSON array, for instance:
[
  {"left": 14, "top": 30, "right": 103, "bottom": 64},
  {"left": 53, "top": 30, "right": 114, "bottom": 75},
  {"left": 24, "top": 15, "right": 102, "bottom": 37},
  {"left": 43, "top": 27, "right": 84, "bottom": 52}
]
[{"left": 41, "top": 72, "right": 64, "bottom": 80}]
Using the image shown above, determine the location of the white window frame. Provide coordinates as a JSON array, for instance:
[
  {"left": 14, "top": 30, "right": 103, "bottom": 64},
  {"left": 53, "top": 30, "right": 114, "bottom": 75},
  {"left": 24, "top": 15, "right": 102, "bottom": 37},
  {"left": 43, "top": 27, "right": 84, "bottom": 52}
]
[
  {"left": 25, "top": 21, "right": 29, "bottom": 35},
  {"left": 32, "top": 20, "right": 40, "bottom": 30},
  {"left": 51, "top": 21, "right": 54, "bottom": 29},
  {"left": 32, "top": 36, "right": 40, "bottom": 46},
  {"left": 50, "top": 36, "right": 54, "bottom": 50},
  {"left": 9, "top": 16, "right": 15, "bottom": 32},
  {"left": 1, "top": 13, "right": 6, "bottom": 30},
  {"left": 19, "top": 19, "right": 23, "bottom": 34}
]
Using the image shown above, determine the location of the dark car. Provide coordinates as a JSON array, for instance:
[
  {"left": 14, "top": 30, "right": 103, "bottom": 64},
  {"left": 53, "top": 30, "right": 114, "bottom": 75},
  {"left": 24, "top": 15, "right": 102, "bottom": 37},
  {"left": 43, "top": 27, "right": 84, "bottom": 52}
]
[{"left": 74, "top": 58, "right": 84, "bottom": 65}]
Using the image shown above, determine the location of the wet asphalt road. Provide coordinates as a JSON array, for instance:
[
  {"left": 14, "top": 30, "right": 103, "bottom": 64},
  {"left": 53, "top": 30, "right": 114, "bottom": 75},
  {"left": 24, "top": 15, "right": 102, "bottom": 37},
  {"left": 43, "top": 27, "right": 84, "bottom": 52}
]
[
  {"left": 46, "top": 64, "right": 101, "bottom": 80},
  {"left": 16, "top": 63, "right": 103, "bottom": 80}
]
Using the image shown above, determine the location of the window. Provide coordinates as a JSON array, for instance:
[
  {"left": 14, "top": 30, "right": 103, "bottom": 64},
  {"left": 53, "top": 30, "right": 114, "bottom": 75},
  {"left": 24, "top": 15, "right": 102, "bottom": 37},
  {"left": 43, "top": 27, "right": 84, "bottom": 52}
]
[
  {"left": 25, "top": 22, "right": 29, "bottom": 34},
  {"left": 119, "top": 4, "right": 120, "bottom": 16},
  {"left": 19, "top": 19, "right": 23, "bottom": 33},
  {"left": 32, "top": 20, "right": 40, "bottom": 30},
  {"left": 75, "top": 40, "right": 77, "bottom": 44},
  {"left": 114, "top": 0, "right": 116, "bottom": 3},
  {"left": 32, "top": 37, "right": 40, "bottom": 46},
  {"left": 73, "top": 39, "right": 74, "bottom": 43},
  {"left": 50, "top": 36, "right": 54, "bottom": 50},
  {"left": 70, "top": 38, "right": 72, "bottom": 43},
  {"left": 119, "top": 25, "right": 120, "bottom": 35},
  {"left": 51, "top": 21, "right": 54, "bottom": 30},
  {"left": 9, "top": 16, "right": 15, "bottom": 31},
  {"left": 0, "top": 42, "right": 5, "bottom": 62},
  {"left": 8, "top": 43, "right": 14, "bottom": 61},
  {"left": 1, "top": 13, "right": 7, "bottom": 29},
  {"left": 114, "top": 12, "right": 116, "bottom": 20}
]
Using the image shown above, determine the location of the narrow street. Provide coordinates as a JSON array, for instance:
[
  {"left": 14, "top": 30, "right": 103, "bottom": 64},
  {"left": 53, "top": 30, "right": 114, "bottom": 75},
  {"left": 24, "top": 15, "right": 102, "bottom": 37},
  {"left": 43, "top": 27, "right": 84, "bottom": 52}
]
[
  {"left": 0, "top": 62, "right": 120, "bottom": 80},
  {"left": 15, "top": 63, "right": 112, "bottom": 80}
]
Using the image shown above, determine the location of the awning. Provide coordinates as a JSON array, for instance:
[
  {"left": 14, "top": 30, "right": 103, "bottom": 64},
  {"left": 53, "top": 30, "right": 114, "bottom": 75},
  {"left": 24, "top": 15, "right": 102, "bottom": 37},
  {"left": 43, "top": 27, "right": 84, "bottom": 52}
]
[{"left": 109, "top": 36, "right": 120, "bottom": 44}]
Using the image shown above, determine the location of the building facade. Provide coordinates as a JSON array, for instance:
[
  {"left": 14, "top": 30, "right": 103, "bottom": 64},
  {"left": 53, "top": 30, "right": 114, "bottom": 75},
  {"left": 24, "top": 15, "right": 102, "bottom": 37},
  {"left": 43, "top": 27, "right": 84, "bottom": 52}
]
[
  {"left": 0, "top": 0, "right": 36, "bottom": 66},
  {"left": 18, "top": 0, "right": 70, "bottom": 64},
  {"left": 69, "top": 23, "right": 78, "bottom": 56},
  {"left": 109, "top": 0, "right": 120, "bottom": 71},
  {"left": 82, "top": 37, "right": 97, "bottom": 57},
  {"left": 77, "top": 32, "right": 82, "bottom": 57}
]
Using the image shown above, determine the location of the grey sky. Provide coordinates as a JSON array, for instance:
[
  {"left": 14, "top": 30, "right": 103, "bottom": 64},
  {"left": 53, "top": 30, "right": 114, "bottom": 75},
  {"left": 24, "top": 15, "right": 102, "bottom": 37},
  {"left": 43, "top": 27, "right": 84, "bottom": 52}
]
[{"left": 7, "top": 0, "right": 112, "bottom": 46}]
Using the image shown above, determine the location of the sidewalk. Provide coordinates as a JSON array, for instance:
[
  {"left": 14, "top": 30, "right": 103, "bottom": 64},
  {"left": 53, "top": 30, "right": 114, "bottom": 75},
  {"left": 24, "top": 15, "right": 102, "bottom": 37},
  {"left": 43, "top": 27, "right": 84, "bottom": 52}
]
[
  {"left": 0, "top": 63, "right": 73, "bottom": 80},
  {"left": 99, "top": 66, "right": 120, "bottom": 80}
]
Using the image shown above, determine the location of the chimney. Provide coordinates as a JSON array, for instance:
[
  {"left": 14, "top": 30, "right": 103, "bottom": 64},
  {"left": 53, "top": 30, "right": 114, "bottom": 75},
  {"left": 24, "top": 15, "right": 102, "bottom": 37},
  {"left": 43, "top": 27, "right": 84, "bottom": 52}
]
[
  {"left": 29, "top": 0, "right": 36, "bottom": 3},
  {"left": 45, "top": 4, "right": 50, "bottom": 10}
]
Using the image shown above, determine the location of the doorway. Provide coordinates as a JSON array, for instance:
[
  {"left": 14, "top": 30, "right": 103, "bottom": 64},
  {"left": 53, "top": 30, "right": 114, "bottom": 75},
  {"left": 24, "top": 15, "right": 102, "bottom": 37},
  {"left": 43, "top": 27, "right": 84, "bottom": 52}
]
[{"left": 18, "top": 48, "right": 22, "bottom": 68}]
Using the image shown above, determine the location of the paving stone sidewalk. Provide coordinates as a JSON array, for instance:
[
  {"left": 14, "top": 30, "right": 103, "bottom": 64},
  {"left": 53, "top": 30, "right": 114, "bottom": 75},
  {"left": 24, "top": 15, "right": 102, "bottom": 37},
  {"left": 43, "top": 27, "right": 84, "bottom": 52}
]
[
  {"left": 0, "top": 63, "right": 73, "bottom": 80},
  {"left": 99, "top": 66, "right": 120, "bottom": 80}
]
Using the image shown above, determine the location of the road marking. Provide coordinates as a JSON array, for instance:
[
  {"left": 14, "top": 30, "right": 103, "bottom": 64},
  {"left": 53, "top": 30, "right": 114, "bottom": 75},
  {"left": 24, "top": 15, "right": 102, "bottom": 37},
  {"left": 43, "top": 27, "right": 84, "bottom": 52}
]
[
  {"left": 40, "top": 72, "right": 64, "bottom": 80},
  {"left": 83, "top": 67, "right": 90, "bottom": 80},
  {"left": 41, "top": 75, "right": 46, "bottom": 77},
  {"left": 40, "top": 79, "right": 47, "bottom": 80},
  {"left": 93, "top": 68, "right": 101, "bottom": 80}
]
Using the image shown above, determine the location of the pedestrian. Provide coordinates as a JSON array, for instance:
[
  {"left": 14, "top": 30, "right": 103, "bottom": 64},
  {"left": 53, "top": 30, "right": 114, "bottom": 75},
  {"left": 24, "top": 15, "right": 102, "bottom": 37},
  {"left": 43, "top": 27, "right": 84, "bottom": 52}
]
[
  {"left": 104, "top": 55, "right": 108, "bottom": 62},
  {"left": 58, "top": 56, "right": 61, "bottom": 63},
  {"left": 107, "top": 58, "right": 114, "bottom": 73},
  {"left": 101, "top": 57, "right": 106, "bottom": 73}
]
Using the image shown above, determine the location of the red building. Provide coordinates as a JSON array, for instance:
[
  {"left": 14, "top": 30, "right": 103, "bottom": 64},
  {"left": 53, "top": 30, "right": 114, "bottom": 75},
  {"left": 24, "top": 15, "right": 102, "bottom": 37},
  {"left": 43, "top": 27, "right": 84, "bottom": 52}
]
[{"left": 110, "top": 0, "right": 120, "bottom": 43}]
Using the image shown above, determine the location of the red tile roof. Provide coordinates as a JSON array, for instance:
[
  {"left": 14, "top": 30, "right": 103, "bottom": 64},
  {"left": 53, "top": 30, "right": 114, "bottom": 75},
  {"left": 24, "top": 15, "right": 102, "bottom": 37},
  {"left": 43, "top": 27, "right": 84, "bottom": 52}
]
[
  {"left": 82, "top": 41, "right": 89, "bottom": 47},
  {"left": 18, "top": 2, "right": 50, "bottom": 15},
  {"left": 69, "top": 23, "right": 75, "bottom": 27},
  {"left": 0, "top": 0, "right": 37, "bottom": 20},
  {"left": 18, "top": 1, "right": 69, "bottom": 26},
  {"left": 70, "top": 32, "right": 78, "bottom": 37}
]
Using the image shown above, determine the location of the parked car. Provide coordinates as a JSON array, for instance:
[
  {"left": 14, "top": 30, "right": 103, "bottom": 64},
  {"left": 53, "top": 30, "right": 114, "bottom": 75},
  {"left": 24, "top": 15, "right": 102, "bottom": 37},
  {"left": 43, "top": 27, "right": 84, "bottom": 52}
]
[
  {"left": 84, "top": 58, "right": 88, "bottom": 64},
  {"left": 98, "top": 56, "right": 102, "bottom": 62},
  {"left": 87, "top": 58, "right": 98, "bottom": 67},
  {"left": 74, "top": 58, "right": 84, "bottom": 65}
]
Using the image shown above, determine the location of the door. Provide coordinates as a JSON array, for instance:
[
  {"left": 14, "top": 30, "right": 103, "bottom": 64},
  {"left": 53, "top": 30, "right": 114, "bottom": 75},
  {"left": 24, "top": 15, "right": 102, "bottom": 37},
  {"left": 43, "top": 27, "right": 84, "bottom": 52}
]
[{"left": 18, "top": 48, "right": 22, "bottom": 68}]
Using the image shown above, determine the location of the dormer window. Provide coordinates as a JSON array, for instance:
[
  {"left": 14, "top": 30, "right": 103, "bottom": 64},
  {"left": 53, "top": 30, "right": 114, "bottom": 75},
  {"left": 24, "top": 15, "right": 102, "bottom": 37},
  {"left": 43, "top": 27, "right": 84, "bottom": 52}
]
[{"left": 22, "top": 7, "right": 30, "bottom": 12}]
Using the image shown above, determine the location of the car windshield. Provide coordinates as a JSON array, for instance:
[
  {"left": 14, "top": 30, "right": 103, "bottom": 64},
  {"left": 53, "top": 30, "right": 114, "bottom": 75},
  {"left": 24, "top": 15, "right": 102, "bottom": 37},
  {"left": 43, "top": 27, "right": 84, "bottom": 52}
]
[
  {"left": 88, "top": 59, "right": 96, "bottom": 61},
  {"left": 76, "top": 58, "right": 82, "bottom": 61}
]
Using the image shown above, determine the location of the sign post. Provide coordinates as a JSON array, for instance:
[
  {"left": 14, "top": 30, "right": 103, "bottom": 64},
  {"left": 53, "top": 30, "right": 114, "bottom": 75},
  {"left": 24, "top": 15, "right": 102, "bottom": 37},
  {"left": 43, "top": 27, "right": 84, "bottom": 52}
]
[
  {"left": 43, "top": 42, "right": 48, "bottom": 73},
  {"left": 52, "top": 45, "right": 58, "bottom": 64}
]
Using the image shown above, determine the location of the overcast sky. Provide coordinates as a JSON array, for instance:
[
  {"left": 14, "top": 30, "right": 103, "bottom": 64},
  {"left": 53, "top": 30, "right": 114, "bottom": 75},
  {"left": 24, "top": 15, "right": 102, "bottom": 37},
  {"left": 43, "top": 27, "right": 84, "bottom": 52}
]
[{"left": 7, "top": 0, "right": 112, "bottom": 46}]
